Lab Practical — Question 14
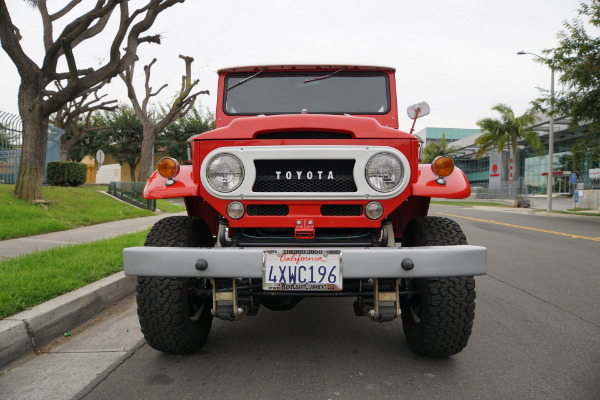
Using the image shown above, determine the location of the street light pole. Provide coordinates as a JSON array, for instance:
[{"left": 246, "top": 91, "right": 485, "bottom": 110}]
[{"left": 517, "top": 50, "right": 555, "bottom": 212}]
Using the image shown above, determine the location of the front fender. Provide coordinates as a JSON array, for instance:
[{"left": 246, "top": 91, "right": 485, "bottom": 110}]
[
  {"left": 412, "top": 164, "right": 471, "bottom": 199},
  {"left": 143, "top": 165, "right": 200, "bottom": 199}
]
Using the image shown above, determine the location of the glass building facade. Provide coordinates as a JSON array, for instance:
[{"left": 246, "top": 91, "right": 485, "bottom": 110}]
[
  {"left": 415, "top": 127, "right": 481, "bottom": 146},
  {"left": 419, "top": 119, "right": 599, "bottom": 194}
]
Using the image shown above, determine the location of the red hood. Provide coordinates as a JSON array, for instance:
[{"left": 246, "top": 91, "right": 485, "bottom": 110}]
[{"left": 195, "top": 114, "right": 414, "bottom": 141}]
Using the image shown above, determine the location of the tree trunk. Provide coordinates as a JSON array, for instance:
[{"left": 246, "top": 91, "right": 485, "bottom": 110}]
[
  {"left": 129, "top": 162, "right": 137, "bottom": 182},
  {"left": 14, "top": 87, "right": 48, "bottom": 200},
  {"left": 59, "top": 134, "right": 81, "bottom": 161},
  {"left": 137, "top": 126, "right": 158, "bottom": 183}
]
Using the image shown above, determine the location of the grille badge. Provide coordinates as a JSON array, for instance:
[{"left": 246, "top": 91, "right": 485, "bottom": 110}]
[{"left": 275, "top": 171, "right": 334, "bottom": 180}]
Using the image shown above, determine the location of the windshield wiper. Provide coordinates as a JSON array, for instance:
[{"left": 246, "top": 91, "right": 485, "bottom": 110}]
[
  {"left": 226, "top": 68, "right": 268, "bottom": 91},
  {"left": 302, "top": 67, "right": 346, "bottom": 83}
]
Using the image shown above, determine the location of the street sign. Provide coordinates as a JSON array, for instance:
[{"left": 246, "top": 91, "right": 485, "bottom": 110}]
[
  {"left": 571, "top": 173, "right": 577, "bottom": 184},
  {"left": 96, "top": 150, "right": 105, "bottom": 168},
  {"left": 574, "top": 191, "right": 579, "bottom": 203}
]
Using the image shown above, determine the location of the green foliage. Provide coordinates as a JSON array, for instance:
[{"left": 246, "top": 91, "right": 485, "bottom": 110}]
[
  {"left": 422, "top": 133, "right": 457, "bottom": 164},
  {"left": 569, "top": 130, "right": 600, "bottom": 175},
  {"left": 78, "top": 105, "right": 144, "bottom": 181},
  {"left": 157, "top": 106, "right": 215, "bottom": 163},
  {"left": 475, "top": 104, "right": 542, "bottom": 159},
  {"left": 0, "top": 129, "right": 14, "bottom": 150},
  {"left": 46, "top": 161, "right": 87, "bottom": 187},
  {"left": 0, "top": 230, "right": 149, "bottom": 319},
  {"left": 539, "top": 1, "right": 600, "bottom": 132}
]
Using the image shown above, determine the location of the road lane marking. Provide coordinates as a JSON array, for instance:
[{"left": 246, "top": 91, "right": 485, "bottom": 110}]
[{"left": 434, "top": 212, "right": 600, "bottom": 242}]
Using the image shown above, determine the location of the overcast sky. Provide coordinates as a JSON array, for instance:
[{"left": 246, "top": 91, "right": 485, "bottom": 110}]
[{"left": 0, "top": 0, "right": 587, "bottom": 131}]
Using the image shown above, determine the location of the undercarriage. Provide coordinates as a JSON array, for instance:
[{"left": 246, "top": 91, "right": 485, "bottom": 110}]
[{"left": 208, "top": 277, "right": 413, "bottom": 323}]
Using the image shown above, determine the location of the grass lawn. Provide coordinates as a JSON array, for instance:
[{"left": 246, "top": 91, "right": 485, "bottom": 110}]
[
  {"left": 0, "top": 185, "right": 184, "bottom": 240},
  {"left": 0, "top": 230, "right": 149, "bottom": 319}
]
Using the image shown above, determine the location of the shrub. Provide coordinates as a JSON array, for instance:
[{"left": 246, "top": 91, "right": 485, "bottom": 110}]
[{"left": 46, "top": 162, "right": 88, "bottom": 187}]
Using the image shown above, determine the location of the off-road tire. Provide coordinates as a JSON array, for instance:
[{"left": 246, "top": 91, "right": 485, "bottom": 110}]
[
  {"left": 136, "top": 216, "right": 214, "bottom": 354},
  {"left": 400, "top": 216, "right": 476, "bottom": 357}
]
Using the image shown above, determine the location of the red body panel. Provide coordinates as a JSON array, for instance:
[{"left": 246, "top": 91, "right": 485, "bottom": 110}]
[
  {"left": 143, "top": 166, "right": 199, "bottom": 198},
  {"left": 142, "top": 65, "right": 471, "bottom": 237},
  {"left": 413, "top": 165, "right": 471, "bottom": 199},
  {"left": 215, "top": 66, "right": 398, "bottom": 129},
  {"left": 198, "top": 113, "right": 410, "bottom": 141}
]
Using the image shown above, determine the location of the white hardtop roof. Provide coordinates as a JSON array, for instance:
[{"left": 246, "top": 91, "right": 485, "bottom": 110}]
[{"left": 217, "top": 64, "right": 396, "bottom": 74}]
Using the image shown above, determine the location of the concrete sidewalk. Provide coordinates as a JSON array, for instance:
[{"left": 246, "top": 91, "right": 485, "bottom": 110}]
[
  {"left": 0, "top": 213, "right": 183, "bottom": 261},
  {"left": 0, "top": 212, "right": 184, "bottom": 369}
]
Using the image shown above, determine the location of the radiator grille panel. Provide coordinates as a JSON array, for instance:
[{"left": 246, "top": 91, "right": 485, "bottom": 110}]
[
  {"left": 321, "top": 205, "right": 363, "bottom": 216},
  {"left": 246, "top": 205, "right": 289, "bottom": 216},
  {"left": 252, "top": 159, "right": 357, "bottom": 192}
]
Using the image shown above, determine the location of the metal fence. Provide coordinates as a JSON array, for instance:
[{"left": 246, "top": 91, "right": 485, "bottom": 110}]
[
  {"left": 108, "top": 181, "right": 156, "bottom": 210},
  {"left": 472, "top": 182, "right": 531, "bottom": 207},
  {"left": 0, "top": 111, "right": 22, "bottom": 184},
  {"left": 0, "top": 110, "right": 64, "bottom": 184}
]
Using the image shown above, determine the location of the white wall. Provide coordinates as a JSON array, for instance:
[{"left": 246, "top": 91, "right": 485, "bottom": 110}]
[{"left": 96, "top": 164, "right": 121, "bottom": 184}]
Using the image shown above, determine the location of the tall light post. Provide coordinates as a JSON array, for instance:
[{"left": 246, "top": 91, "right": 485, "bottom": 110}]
[{"left": 517, "top": 50, "right": 555, "bottom": 212}]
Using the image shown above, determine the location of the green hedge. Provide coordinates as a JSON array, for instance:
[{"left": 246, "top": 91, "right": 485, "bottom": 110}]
[{"left": 46, "top": 162, "right": 88, "bottom": 187}]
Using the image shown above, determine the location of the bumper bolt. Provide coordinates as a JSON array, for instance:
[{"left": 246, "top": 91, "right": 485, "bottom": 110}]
[
  {"left": 401, "top": 258, "right": 414, "bottom": 271},
  {"left": 195, "top": 259, "right": 208, "bottom": 271}
]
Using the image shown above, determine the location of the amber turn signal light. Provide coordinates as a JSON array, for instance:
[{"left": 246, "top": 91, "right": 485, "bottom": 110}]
[
  {"left": 157, "top": 157, "right": 180, "bottom": 179},
  {"left": 431, "top": 156, "right": 454, "bottom": 178}
]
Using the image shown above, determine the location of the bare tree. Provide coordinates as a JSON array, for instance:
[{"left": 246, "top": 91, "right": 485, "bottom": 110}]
[
  {"left": 0, "top": 0, "right": 185, "bottom": 199},
  {"left": 120, "top": 54, "right": 208, "bottom": 182},
  {"left": 52, "top": 80, "right": 118, "bottom": 161}
]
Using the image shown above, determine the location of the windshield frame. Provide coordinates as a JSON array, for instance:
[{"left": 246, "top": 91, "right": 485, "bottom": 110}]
[{"left": 223, "top": 70, "right": 391, "bottom": 116}]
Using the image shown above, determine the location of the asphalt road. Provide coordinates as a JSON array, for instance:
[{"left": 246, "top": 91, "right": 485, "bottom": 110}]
[{"left": 4, "top": 205, "right": 600, "bottom": 400}]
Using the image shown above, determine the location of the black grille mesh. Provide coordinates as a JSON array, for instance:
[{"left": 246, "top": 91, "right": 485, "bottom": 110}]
[
  {"left": 321, "top": 205, "right": 363, "bottom": 216},
  {"left": 253, "top": 159, "right": 357, "bottom": 192},
  {"left": 247, "top": 205, "right": 289, "bottom": 216}
]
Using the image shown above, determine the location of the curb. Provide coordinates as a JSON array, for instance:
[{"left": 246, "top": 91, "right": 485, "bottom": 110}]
[{"left": 0, "top": 271, "right": 136, "bottom": 370}]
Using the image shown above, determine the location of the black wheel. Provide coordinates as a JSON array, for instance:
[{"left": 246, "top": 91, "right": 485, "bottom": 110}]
[
  {"left": 400, "top": 216, "right": 476, "bottom": 357},
  {"left": 136, "top": 216, "right": 214, "bottom": 354}
]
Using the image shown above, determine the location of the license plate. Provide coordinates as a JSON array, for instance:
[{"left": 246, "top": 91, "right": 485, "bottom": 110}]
[{"left": 262, "top": 250, "right": 342, "bottom": 291}]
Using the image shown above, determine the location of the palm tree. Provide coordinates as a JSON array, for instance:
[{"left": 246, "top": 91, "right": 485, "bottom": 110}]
[
  {"left": 422, "top": 133, "right": 457, "bottom": 164},
  {"left": 475, "top": 104, "right": 543, "bottom": 182}
]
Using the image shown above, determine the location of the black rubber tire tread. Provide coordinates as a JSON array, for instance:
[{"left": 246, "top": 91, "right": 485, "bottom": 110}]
[
  {"left": 400, "top": 216, "right": 476, "bottom": 357},
  {"left": 136, "top": 216, "right": 213, "bottom": 354}
]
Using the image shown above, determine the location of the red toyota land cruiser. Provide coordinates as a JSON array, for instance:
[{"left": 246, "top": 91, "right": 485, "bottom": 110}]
[{"left": 123, "top": 65, "right": 487, "bottom": 357}]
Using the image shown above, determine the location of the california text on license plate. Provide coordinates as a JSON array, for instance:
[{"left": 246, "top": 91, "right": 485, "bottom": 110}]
[{"left": 262, "top": 250, "right": 342, "bottom": 291}]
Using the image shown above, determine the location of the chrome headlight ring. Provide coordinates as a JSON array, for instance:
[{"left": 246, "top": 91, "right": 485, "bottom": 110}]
[{"left": 206, "top": 153, "right": 245, "bottom": 193}]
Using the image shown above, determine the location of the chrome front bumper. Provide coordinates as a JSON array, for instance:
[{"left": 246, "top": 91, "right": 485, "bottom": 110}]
[{"left": 123, "top": 245, "right": 486, "bottom": 278}]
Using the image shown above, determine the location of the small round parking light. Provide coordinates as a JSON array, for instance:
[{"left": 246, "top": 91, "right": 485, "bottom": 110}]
[
  {"left": 227, "top": 201, "right": 245, "bottom": 219},
  {"left": 365, "top": 201, "right": 384, "bottom": 220},
  {"left": 157, "top": 157, "right": 180, "bottom": 179}
]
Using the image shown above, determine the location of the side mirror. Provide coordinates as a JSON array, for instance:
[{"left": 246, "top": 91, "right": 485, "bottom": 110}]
[{"left": 407, "top": 102, "right": 430, "bottom": 119}]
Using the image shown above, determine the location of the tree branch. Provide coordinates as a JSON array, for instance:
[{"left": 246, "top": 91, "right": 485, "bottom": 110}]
[
  {"left": 49, "top": 0, "right": 84, "bottom": 21},
  {"left": 0, "top": 1, "right": 39, "bottom": 78}
]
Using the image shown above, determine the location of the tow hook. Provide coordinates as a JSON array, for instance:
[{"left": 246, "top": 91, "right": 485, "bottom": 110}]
[{"left": 294, "top": 219, "right": 315, "bottom": 239}]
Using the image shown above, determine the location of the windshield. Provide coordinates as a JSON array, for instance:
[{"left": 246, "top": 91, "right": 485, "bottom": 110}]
[{"left": 224, "top": 71, "right": 390, "bottom": 115}]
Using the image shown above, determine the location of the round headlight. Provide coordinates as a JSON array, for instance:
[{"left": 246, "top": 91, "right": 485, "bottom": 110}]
[
  {"left": 365, "top": 153, "right": 404, "bottom": 192},
  {"left": 207, "top": 154, "right": 244, "bottom": 193}
]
